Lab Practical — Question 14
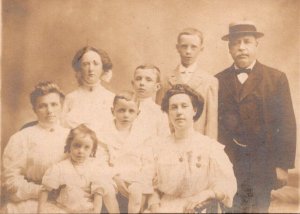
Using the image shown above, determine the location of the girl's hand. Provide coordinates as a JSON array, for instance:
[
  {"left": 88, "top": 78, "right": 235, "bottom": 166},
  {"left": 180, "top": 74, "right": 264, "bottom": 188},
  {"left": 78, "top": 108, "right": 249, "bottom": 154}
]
[{"left": 113, "top": 175, "right": 129, "bottom": 198}]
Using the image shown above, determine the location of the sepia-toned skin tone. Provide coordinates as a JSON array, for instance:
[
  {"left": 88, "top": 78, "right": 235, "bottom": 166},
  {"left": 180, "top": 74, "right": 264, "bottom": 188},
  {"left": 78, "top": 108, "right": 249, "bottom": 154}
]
[
  {"left": 151, "top": 93, "right": 224, "bottom": 213},
  {"left": 69, "top": 135, "right": 94, "bottom": 165},
  {"left": 176, "top": 34, "right": 203, "bottom": 67},
  {"left": 229, "top": 34, "right": 289, "bottom": 188},
  {"left": 228, "top": 35, "right": 258, "bottom": 68},
  {"left": 111, "top": 98, "right": 146, "bottom": 213},
  {"left": 34, "top": 92, "right": 62, "bottom": 126},
  {"left": 168, "top": 93, "right": 196, "bottom": 136},
  {"left": 111, "top": 98, "right": 140, "bottom": 131},
  {"left": 38, "top": 135, "right": 103, "bottom": 214},
  {"left": 111, "top": 98, "right": 140, "bottom": 197},
  {"left": 131, "top": 68, "right": 160, "bottom": 99},
  {"left": 69, "top": 135, "right": 103, "bottom": 213},
  {"left": 80, "top": 50, "right": 103, "bottom": 85}
]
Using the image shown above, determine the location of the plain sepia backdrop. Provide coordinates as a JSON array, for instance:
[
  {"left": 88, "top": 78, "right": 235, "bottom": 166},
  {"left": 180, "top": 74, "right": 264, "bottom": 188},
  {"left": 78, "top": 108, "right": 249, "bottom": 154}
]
[{"left": 1, "top": 0, "right": 299, "bottom": 166}]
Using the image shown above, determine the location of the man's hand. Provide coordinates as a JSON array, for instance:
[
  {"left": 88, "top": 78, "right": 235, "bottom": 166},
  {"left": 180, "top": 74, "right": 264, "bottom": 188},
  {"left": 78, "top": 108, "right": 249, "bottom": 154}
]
[{"left": 275, "top": 167, "right": 288, "bottom": 189}]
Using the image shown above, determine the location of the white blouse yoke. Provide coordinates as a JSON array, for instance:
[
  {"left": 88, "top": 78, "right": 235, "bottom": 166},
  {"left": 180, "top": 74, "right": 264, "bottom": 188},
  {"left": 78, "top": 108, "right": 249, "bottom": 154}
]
[
  {"left": 151, "top": 132, "right": 237, "bottom": 212},
  {"left": 62, "top": 84, "right": 114, "bottom": 129},
  {"left": 3, "top": 124, "right": 69, "bottom": 202}
]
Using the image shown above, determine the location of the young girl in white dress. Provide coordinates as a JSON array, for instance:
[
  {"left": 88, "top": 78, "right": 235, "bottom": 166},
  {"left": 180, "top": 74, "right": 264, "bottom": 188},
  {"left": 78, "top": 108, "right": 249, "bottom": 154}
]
[
  {"left": 96, "top": 91, "right": 155, "bottom": 213},
  {"left": 38, "top": 124, "right": 119, "bottom": 213}
]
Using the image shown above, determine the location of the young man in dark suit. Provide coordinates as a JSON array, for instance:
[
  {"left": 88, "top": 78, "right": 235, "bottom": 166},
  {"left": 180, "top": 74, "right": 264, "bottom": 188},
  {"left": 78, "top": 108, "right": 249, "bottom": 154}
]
[{"left": 216, "top": 21, "right": 296, "bottom": 213}]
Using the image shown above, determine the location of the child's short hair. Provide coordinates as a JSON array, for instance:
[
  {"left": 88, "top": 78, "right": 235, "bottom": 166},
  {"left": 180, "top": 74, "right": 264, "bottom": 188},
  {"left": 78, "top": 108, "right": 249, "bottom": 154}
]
[
  {"left": 113, "top": 91, "right": 140, "bottom": 108},
  {"left": 64, "top": 124, "right": 98, "bottom": 157},
  {"left": 30, "top": 81, "right": 65, "bottom": 109},
  {"left": 177, "top": 28, "right": 204, "bottom": 46},
  {"left": 134, "top": 64, "right": 161, "bottom": 83}
]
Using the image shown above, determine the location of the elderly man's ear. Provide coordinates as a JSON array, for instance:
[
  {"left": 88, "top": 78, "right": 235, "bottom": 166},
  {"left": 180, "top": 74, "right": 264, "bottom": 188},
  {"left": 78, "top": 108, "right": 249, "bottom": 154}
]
[{"left": 101, "top": 69, "right": 113, "bottom": 83}]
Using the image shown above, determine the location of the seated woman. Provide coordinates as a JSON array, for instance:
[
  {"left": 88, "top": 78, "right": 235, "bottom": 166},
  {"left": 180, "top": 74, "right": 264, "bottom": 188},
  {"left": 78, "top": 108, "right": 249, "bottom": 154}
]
[
  {"left": 2, "top": 81, "right": 70, "bottom": 213},
  {"left": 62, "top": 46, "right": 115, "bottom": 129},
  {"left": 148, "top": 84, "right": 237, "bottom": 213}
]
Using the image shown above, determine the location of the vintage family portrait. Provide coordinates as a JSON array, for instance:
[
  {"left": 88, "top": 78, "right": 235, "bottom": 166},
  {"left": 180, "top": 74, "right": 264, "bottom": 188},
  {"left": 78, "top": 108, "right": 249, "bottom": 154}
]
[{"left": 1, "top": 0, "right": 299, "bottom": 213}]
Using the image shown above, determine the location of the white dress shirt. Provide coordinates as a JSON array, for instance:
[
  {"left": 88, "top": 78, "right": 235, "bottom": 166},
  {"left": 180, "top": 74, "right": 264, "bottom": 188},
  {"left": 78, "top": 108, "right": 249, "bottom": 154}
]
[{"left": 234, "top": 60, "right": 256, "bottom": 84}]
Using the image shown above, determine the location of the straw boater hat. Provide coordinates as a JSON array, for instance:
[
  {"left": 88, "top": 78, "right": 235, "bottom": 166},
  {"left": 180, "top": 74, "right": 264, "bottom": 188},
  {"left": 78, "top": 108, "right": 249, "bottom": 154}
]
[{"left": 222, "top": 20, "right": 264, "bottom": 41}]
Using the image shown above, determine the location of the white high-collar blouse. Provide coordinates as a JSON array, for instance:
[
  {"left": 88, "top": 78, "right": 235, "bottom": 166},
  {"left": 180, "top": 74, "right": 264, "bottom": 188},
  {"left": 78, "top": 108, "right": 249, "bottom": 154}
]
[
  {"left": 62, "top": 84, "right": 114, "bottom": 129},
  {"left": 2, "top": 124, "right": 69, "bottom": 213}
]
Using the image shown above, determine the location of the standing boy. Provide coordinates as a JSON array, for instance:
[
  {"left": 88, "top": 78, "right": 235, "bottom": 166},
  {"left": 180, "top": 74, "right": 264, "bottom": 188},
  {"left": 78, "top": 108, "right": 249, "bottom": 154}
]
[
  {"left": 132, "top": 64, "right": 170, "bottom": 139},
  {"left": 156, "top": 28, "right": 218, "bottom": 139}
]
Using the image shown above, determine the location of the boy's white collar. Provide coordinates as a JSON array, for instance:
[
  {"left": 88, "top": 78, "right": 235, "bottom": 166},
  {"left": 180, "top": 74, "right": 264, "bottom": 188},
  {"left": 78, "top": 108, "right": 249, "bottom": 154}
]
[{"left": 179, "top": 61, "right": 198, "bottom": 73}]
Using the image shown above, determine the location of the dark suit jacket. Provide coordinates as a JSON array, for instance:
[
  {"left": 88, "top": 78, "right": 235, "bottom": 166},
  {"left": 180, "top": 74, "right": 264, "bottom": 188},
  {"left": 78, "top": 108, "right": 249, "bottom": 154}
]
[{"left": 216, "top": 61, "right": 296, "bottom": 186}]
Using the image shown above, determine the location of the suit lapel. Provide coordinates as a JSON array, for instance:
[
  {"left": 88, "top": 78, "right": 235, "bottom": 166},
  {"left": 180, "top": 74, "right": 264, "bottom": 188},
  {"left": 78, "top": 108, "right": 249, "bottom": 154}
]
[
  {"left": 187, "top": 64, "right": 205, "bottom": 89},
  {"left": 239, "top": 62, "right": 263, "bottom": 101},
  {"left": 223, "top": 65, "right": 240, "bottom": 103},
  {"left": 168, "top": 63, "right": 205, "bottom": 88}
]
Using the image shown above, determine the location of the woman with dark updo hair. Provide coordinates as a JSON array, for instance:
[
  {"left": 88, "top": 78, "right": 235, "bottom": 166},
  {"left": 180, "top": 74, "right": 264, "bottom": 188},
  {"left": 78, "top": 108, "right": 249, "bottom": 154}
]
[
  {"left": 62, "top": 46, "right": 115, "bottom": 129},
  {"left": 147, "top": 84, "right": 237, "bottom": 213}
]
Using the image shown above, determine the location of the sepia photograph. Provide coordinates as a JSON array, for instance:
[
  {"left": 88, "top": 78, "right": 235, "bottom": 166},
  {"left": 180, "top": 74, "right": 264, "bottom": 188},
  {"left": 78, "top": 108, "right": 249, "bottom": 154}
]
[{"left": 1, "top": 0, "right": 299, "bottom": 213}]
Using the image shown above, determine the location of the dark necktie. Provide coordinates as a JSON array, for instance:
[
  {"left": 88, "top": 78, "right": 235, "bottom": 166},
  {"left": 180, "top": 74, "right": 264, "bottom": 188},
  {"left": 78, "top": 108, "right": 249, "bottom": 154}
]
[{"left": 235, "top": 68, "right": 251, "bottom": 75}]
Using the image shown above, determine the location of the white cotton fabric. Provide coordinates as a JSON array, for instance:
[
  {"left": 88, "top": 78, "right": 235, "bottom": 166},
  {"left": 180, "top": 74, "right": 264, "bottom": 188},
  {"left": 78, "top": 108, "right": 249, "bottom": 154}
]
[
  {"left": 42, "top": 158, "right": 115, "bottom": 213},
  {"left": 135, "top": 97, "right": 170, "bottom": 139},
  {"left": 95, "top": 119, "right": 156, "bottom": 194},
  {"left": 150, "top": 132, "right": 237, "bottom": 213},
  {"left": 62, "top": 84, "right": 114, "bottom": 129},
  {"left": 2, "top": 124, "right": 69, "bottom": 213}
]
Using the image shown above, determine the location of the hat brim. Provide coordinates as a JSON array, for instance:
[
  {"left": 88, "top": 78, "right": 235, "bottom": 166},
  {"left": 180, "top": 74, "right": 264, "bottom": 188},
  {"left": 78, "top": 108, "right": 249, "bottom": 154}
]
[{"left": 222, "top": 31, "right": 264, "bottom": 41}]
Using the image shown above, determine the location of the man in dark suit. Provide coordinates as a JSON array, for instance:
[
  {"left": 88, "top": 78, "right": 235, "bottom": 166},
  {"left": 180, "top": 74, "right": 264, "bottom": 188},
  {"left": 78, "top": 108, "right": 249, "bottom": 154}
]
[{"left": 216, "top": 21, "right": 296, "bottom": 213}]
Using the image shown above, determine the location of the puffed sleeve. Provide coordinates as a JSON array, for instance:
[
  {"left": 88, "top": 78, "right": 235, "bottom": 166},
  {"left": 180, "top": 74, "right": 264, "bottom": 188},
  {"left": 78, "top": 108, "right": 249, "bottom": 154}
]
[
  {"left": 61, "top": 94, "right": 74, "bottom": 128},
  {"left": 2, "top": 133, "right": 41, "bottom": 201},
  {"left": 42, "top": 164, "right": 62, "bottom": 191},
  {"left": 203, "top": 77, "right": 218, "bottom": 140},
  {"left": 61, "top": 93, "right": 87, "bottom": 128},
  {"left": 207, "top": 139, "right": 237, "bottom": 207},
  {"left": 90, "top": 164, "right": 116, "bottom": 196}
]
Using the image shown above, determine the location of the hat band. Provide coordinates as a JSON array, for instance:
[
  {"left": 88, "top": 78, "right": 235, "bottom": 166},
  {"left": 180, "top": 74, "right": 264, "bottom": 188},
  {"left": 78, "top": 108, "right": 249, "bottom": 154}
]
[{"left": 229, "top": 24, "right": 257, "bottom": 34}]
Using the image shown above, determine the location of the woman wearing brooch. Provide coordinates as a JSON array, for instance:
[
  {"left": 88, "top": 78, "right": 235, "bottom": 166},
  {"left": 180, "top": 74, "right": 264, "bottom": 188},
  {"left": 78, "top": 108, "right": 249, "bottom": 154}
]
[
  {"left": 148, "top": 84, "right": 237, "bottom": 213},
  {"left": 62, "top": 46, "right": 114, "bottom": 129},
  {"left": 2, "top": 81, "right": 70, "bottom": 213}
]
